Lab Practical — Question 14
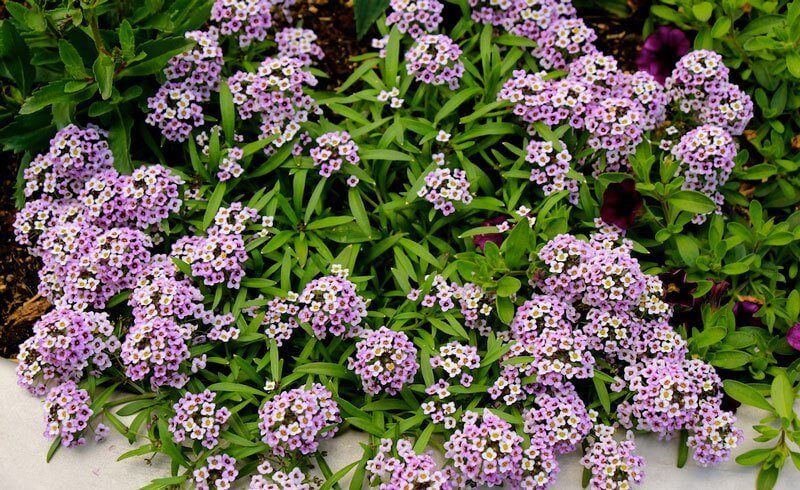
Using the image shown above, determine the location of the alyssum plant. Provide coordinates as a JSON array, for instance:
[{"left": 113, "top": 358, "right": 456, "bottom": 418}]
[{"left": 3, "top": 0, "right": 799, "bottom": 489}]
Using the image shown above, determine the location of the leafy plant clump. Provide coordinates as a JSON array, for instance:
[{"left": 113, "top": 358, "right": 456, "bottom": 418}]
[{"left": 2, "top": 0, "right": 800, "bottom": 489}]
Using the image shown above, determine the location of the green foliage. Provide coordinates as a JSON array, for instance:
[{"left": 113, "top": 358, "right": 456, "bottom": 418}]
[{"left": 649, "top": 0, "right": 800, "bottom": 209}]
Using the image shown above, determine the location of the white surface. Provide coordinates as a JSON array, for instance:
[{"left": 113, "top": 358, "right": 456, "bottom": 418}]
[{"left": 1, "top": 359, "right": 797, "bottom": 489}]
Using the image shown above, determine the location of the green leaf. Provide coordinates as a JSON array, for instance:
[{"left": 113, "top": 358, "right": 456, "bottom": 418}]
[
  {"left": 93, "top": 53, "right": 115, "bottom": 100},
  {"left": 770, "top": 372, "right": 795, "bottom": 420},
  {"left": 295, "top": 362, "right": 353, "bottom": 379},
  {"left": 711, "top": 350, "right": 751, "bottom": 369},
  {"left": 109, "top": 108, "right": 133, "bottom": 174},
  {"left": 360, "top": 149, "right": 413, "bottom": 161},
  {"left": 496, "top": 276, "right": 521, "bottom": 297},
  {"left": 220, "top": 79, "right": 235, "bottom": 145},
  {"left": 203, "top": 182, "right": 227, "bottom": 230},
  {"left": 307, "top": 216, "right": 355, "bottom": 230},
  {"left": 19, "top": 81, "right": 96, "bottom": 115},
  {"left": 723, "top": 380, "right": 774, "bottom": 412},
  {"left": 59, "top": 40, "right": 88, "bottom": 79},
  {"left": 0, "top": 21, "right": 34, "bottom": 96},
  {"left": 756, "top": 466, "right": 779, "bottom": 490},
  {"left": 354, "top": 0, "right": 390, "bottom": 39},
  {"left": 320, "top": 461, "right": 360, "bottom": 490},
  {"left": 434, "top": 87, "right": 482, "bottom": 124},
  {"left": 677, "top": 430, "right": 689, "bottom": 468},
  {"left": 593, "top": 376, "right": 611, "bottom": 414},
  {"left": 788, "top": 52, "right": 800, "bottom": 78},
  {"left": 119, "top": 20, "right": 136, "bottom": 58},
  {"left": 349, "top": 188, "right": 372, "bottom": 237},
  {"left": 737, "top": 448, "right": 774, "bottom": 466},
  {"left": 692, "top": 2, "right": 714, "bottom": 22},
  {"left": 669, "top": 190, "right": 717, "bottom": 214},
  {"left": 207, "top": 382, "right": 268, "bottom": 397}
]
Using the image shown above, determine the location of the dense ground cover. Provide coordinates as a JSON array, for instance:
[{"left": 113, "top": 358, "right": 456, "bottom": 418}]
[{"left": 0, "top": 0, "right": 799, "bottom": 489}]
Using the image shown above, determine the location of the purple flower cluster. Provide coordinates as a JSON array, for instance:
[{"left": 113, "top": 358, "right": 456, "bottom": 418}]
[
  {"left": 249, "top": 463, "right": 316, "bottom": 489},
  {"left": 120, "top": 316, "right": 194, "bottom": 390},
  {"left": 23, "top": 124, "right": 114, "bottom": 199},
  {"left": 367, "top": 438, "right": 455, "bottom": 489},
  {"left": 417, "top": 167, "right": 472, "bottom": 215},
  {"left": 260, "top": 293, "right": 301, "bottom": 345},
  {"left": 194, "top": 454, "right": 239, "bottom": 490},
  {"left": 405, "top": 35, "right": 464, "bottom": 89},
  {"left": 229, "top": 56, "right": 319, "bottom": 150},
  {"left": 411, "top": 275, "right": 495, "bottom": 334},
  {"left": 169, "top": 389, "right": 231, "bottom": 449},
  {"left": 444, "top": 409, "right": 557, "bottom": 488},
  {"left": 526, "top": 139, "right": 578, "bottom": 201},
  {"left": 276, "top": 27, "right": 325, "bottom": 66},
  {"left": 667, "top": 50, "right": 752, "bottom": 136},
  {"left": 688, "top": 401, "right": 744, "bottom": 466},
  {"left": 42, "top": 381, "right": 93, "bottom": 448},
  {"left": 422, "top": 380, "right": 458, "bottom": 428},
  {"left": 165, "top": 29, "right": 224, "bottom": 101},
  {"left": 671, "top": 124, "right": 736, "bottom": 222},
  {"left": 387, "top": 0, "right": 444, "bottom": 38},
  {"left": 257, "top": 383, "right": 341, "bottom": 456},
  {"left": 309, "top": 131, "right": 360, "bottom": 179},
  {"left": 348, "top": 327, "right": 419, "bottom": 395},
  {"left": 583, "top": 97, "right": 645, "bottom": 171},
  {"left": 172, "top": 204, "right": 258, "bottom": 288},
  {"left": 211, "top": 0, "right": 273, "bottom": 47},
  {"left": 430, "top": 341, "right": 480, "bottom": 386},
  {"left": 146, "top": 83, "right": 205, "bottom": 142},
  {"left": 296, "top": 267, "right": 369, "bottom": 339},
  {"left": 522, "top": 383, "right": 591, "bottom": 454},
  {"left": 218, "top": 147, "right": 245, "bottom": 181},
  {"left": 17, "top": 308, "right": 117, "bottom": 396},
  {"left": 533, "top": 18, "right": 598, "bottom": 70},
  {"left": 611, "top": 71, "right": 669, "bottom": 130},
  {"left": 580, "top": 423, "right": 645, "bottom": 490}
]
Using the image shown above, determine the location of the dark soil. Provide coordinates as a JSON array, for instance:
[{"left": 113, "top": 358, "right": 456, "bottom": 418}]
[
  {"left": 0, "top": 158, "right": 47, "bottom": 358},
  {"left": 579, "top": 2, "right": 651, "bottom": 73},
  {"left": 291, "top": 0, "right": 369, "bottom": 90}
]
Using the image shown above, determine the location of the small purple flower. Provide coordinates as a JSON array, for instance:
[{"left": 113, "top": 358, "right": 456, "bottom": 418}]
[
  {"left": 733, "top": 300, "right": 762, "bottom": 327},
  {"left": 600, "top": 179, "right": 643, "bottom": 230},
  {"left": 637, "top": 26, "right": 691, "bottom": 83},
  {"left": 787, "top": 323, "right": 800, "bottom": 351},
  {"left": 473, "top": 216, "right": 507, "bottom": 251},
  {"left": 659, "top": 270, "right": 697, "bottom": 308}
]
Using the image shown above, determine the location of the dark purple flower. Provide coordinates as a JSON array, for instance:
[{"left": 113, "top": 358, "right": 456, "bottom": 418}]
[
  {"left": 637, "top": 26, "right": 691, "bottom": 84},
  {"left": 707, "top": 280, "right": 731, "bottom": 308},
  {"left": 600, "top": 179, "right": 643, "bottom": 230},
  {"left": 473, "top": 216, "right": 507, "bottom": 251},
  {"left": 659, "top": 270, "right": 697, "bottom": 308},
  {"left": 787, "top": 323, "right": 800, "bottom": 351},
  {"left": 733, "top": 300, "right": 762, "bottom": 327}
]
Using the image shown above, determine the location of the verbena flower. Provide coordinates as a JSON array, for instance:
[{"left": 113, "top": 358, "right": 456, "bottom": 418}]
[
  {"left": 430, "top": 341, "right": 480, "bottom": 386},
  {"left": 581, "top": 423, "right": 644, "bottom": 489},
  {"left": 671, "top": 124, "right": 736, "bottom": 223},
  {"left": 42, "top": 381, "right": 94, "bottom": 447},
  {"left": 532, "top": 18, "right": 598, "bottom": 70},
  {"left": 387, "top": 0, "right": 444, "bottom": 38},
  {"left": 348, "top": 327, "right": 419, "bottom": 395},
  {"left": 526, "top": 139, "right": 578, "bottom": 202},
  {"left": 23, "top": 124, "right": 114, "bottom": 199},
  {"left": 165, "top": 29, "right": 224, "bottom": 100},
  {"left": 367, "top": 438, "right": 455, "bottom": 489},
  {"left": 194, "top": 454, "right": 239, "bottom": 490},
  {"left": 275, "top": 27, "right": 325, "bottom": 66},
  {"left": 145, "top": 82, "right": 205, "bottom": 142},
  {"left": 169, "top": 389, "right": 231, "bottom": 449},
  {"left": 120, "top": 316, "right": 193, "bottom": 390},
  {"left": 296, "top": 267, "right": 369, "bottom": 339},
  {"left": 229, "top": 56, "right": 319, "bottom": 151},
  {"left": 249, "top": 464, "right": 317, "bottom": 489},
  {"left": 309, "top": 131, "right": 360, "bottom": 179},
  {"left": 17, "top": 307, "right": 117, "bottom": 396},
  {"left": 418, "top": 167, "right": 472, "bottom": 215},
  {"left": 211, "top": 0, "right": 273, "bottom": 47},
  {"left": 405, "top": 34, "right": 464, "bottom": 89},
  {"left": 522, "top": 383, "right": 591, "bottom": 454},
  {"left": 257, "top": 383, "right": 340, "bottom": 456}
]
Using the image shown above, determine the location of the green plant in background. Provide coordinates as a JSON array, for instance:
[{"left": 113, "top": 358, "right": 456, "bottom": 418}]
[
  {"left": 0, "top": 0, "right": 211, "bottom": 202},
  {"left": 648, "top": 0, "right": 800, "bottom": 209}
]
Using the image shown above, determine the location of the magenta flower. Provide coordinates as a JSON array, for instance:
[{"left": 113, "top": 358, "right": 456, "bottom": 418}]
[
  {"left": 637, "top": 26, "right": 691, "bottom": 83},
  {"left": 473, "top": 216, "right": 507, "bottom": 251},
  {"left": 600, "top": 179, "right": 643, "bottom": 230},
  {"left": 733, "top": 300, "right": 762, "bottom": 327},
  {"left": 787, "top": 323, "right": 800, "bottom": 351}
]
